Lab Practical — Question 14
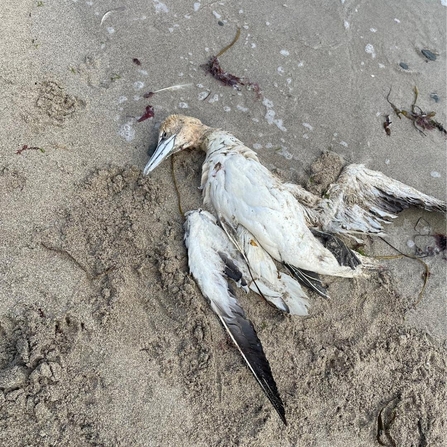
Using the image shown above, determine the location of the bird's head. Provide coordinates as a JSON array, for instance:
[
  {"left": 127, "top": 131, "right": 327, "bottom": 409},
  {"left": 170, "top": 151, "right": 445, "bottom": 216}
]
[{"left": 143, "top": 114, "right": 211, "bottom": 175}]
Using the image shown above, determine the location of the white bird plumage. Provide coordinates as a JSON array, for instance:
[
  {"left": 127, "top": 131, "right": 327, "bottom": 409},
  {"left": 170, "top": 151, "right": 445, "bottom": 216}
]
[
  {"left": 234, "top": 224, "right": 310, "bottom": 315},
  {"left": 143, "top": 114, "right": 446, "bottom": 424},
  {"left": 183, "top": 209, "right": 287, "bottom": 424},
  {"left": 200, "top": 130, "right": 360, "bottom": 277}
]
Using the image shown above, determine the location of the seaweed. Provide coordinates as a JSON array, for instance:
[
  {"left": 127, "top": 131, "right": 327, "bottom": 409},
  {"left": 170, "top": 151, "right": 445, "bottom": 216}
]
[
  {"left": 206, "top": 56, "right": 245, "bottom": 89},
  {"left": 377, "top": 396, "right": 427, "bottom": 447},
  {"left": 137, "top": 105, "right": 154, "bottom": 123},
  {"left": 215, "top": 27, "right": 241, "bottom": 59},
  {"left": 383, "top": 115, "right": 392, "bottom": 136},
  {"left": 203, "top": 28, "right": 261, "bottom": 97},
  {"left": 412, "top": 218, "right": 447, "bottom": 259},
  {"left": 138, "top": 84, "right": 193, "bottom": 123},
  {"left": 132, "top": 58, "right": 141, "bottom": 66},
  {"left": 386, "top": 87, "right": 446, "bottom": 137},
  {"left": 377, "top": 401, "right": 398, "bottom": 447},
  {"left": 16, "top": 145, "right": 45, "bottom": 155},
  {"left": 377, "top": 236, "right": 430, "bottom": 307}
]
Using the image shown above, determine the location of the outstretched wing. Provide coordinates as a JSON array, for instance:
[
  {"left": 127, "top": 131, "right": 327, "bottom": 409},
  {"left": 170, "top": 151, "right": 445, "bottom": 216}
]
[
  {"left": 184, "top": 209, "right": 287, "bottom": 424},
  {"left": 318, "top": 164, "right": 446, "bottom": 239}
]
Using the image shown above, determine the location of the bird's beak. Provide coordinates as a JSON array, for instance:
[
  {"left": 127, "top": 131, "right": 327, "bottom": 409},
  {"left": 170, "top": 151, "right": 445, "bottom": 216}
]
[{"left": 143, "top": 134, "right": 176, "bottom": 176}]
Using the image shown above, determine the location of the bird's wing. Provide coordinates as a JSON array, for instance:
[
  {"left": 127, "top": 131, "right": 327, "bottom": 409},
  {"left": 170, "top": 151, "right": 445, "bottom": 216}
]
[
  {"left": 235, "top": 225, "right": 311, "bottom": 315},
  {"left": 319, "top": 164, "right": 446, "bottom": 239},
  {"left": 215, "top": 212, "right": 311, "bottom": 315},
  {"left": 282, "top": 182, "right": 322, "bottom": 226},
  {"left": 184, "top": 209, "right": 287, "bottom": 424},
  {"left": 277, "top": 184, "right": 362, "bottom": 271},
  {"left": 202, "top": 149, "right": 306, "bottom": 260}
]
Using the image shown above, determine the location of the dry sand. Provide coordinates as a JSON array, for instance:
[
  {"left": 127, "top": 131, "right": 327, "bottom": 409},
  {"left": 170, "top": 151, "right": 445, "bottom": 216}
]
[{"left": 1, "top": 1, "right": 446, "bottom": 446}]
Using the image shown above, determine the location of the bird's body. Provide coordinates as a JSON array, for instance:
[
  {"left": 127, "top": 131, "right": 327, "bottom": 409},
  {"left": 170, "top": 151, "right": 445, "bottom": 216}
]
[
  {"left": 143, "top": 114, "right": 446, "bottom": 424},
  {"left": 200, "top": 130, "right": 359, "bottom": 277}
]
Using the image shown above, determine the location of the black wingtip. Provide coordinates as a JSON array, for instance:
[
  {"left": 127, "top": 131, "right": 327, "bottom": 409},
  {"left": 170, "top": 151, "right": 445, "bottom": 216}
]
[
  {"left": 257, "top": 375, "right": 287, "bottom": 426},
  {"left": 219, "top": 306, "right": 288, "bottom": 426},
  {"left": 284, "top": 263, "right": 329, "bottom": 298},
  {"left": 277, "top": 405, "right": 287, "bottom": 426},
  {"left": 267, "top": 388, "right": 287, "bottom": 425},
  {"left": 257, "top": 374, "right": 287, "bottom": 425}
]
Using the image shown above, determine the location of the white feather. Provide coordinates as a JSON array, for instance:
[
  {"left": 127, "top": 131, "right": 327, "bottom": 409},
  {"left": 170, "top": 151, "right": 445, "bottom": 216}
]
[
  {"left": 201, "top": 132, "right": 358, "bottom": 277},
  {"left": 235, "top": 225, "right": 310, "bottom": 315}
]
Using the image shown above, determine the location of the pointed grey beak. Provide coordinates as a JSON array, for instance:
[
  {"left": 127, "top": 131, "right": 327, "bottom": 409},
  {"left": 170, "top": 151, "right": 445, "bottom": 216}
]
[{"left": 143, "top": 134, "right": 176, "bottom": 176}]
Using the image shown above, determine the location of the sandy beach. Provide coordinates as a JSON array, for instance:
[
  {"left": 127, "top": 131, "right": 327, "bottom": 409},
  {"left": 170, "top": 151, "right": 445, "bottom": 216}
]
[{"left": 1, "top": 1, "right": 446, "bottom": 445}]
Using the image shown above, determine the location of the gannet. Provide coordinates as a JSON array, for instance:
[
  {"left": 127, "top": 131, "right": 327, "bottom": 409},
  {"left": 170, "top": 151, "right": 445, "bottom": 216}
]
[
  {"left": 144, "top": 115, "right": 445, "bottom": 276},
  {"left": 143, "top": 114, "right": 446, "bottom": 423}
]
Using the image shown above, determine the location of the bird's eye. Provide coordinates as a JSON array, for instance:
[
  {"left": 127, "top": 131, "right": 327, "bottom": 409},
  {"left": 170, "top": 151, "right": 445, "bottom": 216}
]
[{"left": 160, "top": 131, "right": 167, "bottom": 141}]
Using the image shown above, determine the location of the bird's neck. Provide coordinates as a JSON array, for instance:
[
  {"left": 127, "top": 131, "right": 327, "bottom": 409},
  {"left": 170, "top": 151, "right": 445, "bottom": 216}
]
[
  {"left": 200, "top": 129, "right": 259, "bottom": 161},
  {"left": 197, "top": 126, "right": 218, "bottom": 152}
]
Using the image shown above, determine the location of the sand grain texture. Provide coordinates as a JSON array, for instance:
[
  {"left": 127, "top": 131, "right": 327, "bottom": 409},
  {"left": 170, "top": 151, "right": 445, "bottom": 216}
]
[{"left": 1, "top": 1, "right": 446, "bottom": 446}]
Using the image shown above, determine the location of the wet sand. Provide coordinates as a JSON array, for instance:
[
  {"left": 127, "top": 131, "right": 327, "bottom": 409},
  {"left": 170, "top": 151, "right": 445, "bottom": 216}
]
[{"left": 1, "top": 1, "right": 446, "bottom": 445}]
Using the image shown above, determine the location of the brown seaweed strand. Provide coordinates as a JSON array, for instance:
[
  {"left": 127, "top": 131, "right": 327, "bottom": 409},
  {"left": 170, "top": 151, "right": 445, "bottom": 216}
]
[
  {"left": 377, "top": 237, "right": 429, "bottom": 307},
  {"left": 216, "top": 27, "right": 241, "bottom": 58},
  {"left": 170, "top": 155, "right": 184, "bottom": 219}
]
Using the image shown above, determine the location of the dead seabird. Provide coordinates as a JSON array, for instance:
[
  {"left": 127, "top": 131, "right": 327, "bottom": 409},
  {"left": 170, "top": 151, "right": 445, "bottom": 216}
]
[
  {"left": 143, "top": 114, "right": 446, "bottom": 423},
  {"left": 144, "top": 115, "right": 445, "bottom": 277}
]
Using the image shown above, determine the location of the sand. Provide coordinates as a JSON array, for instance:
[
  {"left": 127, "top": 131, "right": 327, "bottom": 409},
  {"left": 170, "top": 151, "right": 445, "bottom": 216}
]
[{"left": 1, "top": 1, "right": 446, "bottom": 445}]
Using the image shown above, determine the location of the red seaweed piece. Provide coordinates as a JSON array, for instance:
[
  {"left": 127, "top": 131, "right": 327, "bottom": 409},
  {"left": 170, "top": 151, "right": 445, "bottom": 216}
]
[
  {"left": 16, "top": 144, "right": 28, "bottom": 154},
  {"left": 410, "top": 113, "right": 447, "bottom": 136},
  {"left": 383, "top": 115, "right": 392, "bottom": 136},
  {"left": 137, "top": 105, "right": 154, "bottom": 123},
  {"left": 250, "top": 82, "right": 262, "bottom": 99},
  {"left": 205, "top": 56, "right": 244, "bottom": 89},
  {"left": 387, "top": 87, "right": 446, "bottom": 137},
  {"left": 16, "top": 145, "right": 44, "bottom": 155},
  {"left": 133, "top": 58, "right": 142, "bottom": 66},
  {"left": 202, "top": 28, "right": 261, "bottom": 98},
  {"left": 204, "top": 56, "right": 262, "bottom": 98}
]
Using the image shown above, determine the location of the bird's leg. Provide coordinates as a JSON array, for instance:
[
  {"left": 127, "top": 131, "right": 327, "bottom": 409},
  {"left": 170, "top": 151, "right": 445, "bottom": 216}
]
[{"left": 310, "top": 229, "right": 361, "bottom": 270}]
